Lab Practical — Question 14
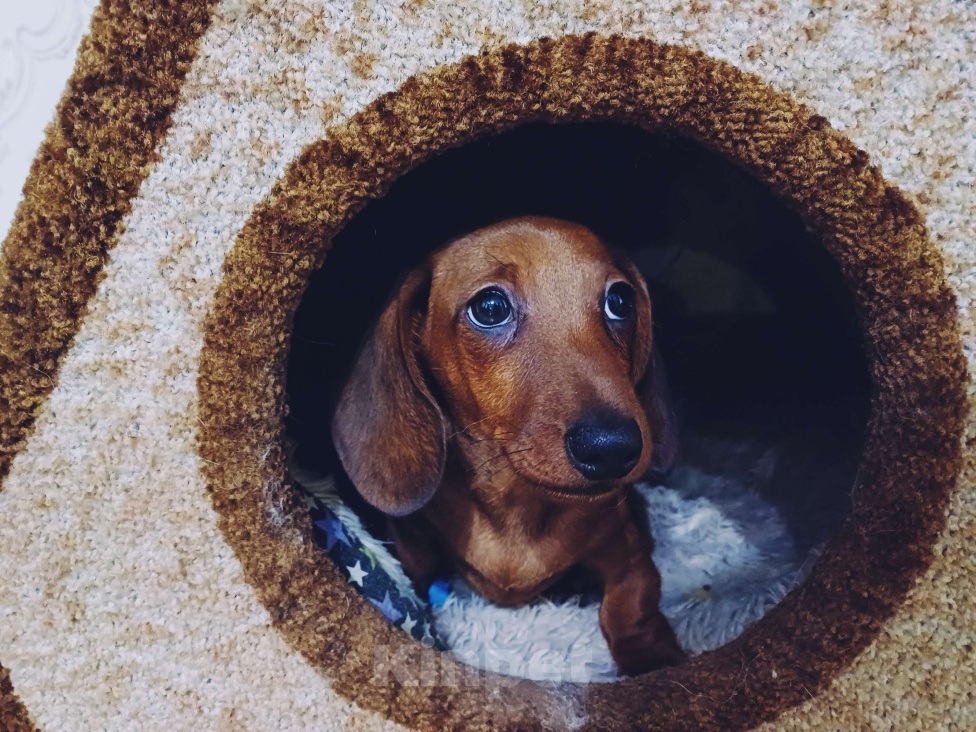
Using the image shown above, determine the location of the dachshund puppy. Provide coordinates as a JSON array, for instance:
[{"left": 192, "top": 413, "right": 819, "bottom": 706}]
[{"left": 332, "top": 216, "right": 684, "bottom": 674}]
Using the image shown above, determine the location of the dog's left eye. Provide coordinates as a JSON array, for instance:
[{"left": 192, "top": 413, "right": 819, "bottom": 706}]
[
  {"left": 467, "top": 288, "right": 513, "bottom": 328},
  {"left": 604, "top": 282, "right": 634, "bottom": 321}
]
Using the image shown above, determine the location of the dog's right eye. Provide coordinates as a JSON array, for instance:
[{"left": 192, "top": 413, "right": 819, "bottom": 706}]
[{"left": 467, "top": 288, "right": 513, "bottom": 328}]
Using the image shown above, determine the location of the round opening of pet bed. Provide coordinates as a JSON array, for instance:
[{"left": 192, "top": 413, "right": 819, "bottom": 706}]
[
  {"left": 197, "top": 35, "right": 966, "bottom": 731},
  {"left": 285, "top": 121, "right": 872, "bottom": 675}
]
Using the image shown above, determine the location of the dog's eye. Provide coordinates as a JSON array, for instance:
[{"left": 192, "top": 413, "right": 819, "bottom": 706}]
[
  {"left": 604, "top": 282, "right": 634, "bottom": 321},
  {"left": 467, "top": 288, "right": 513, "bottom": 328}
]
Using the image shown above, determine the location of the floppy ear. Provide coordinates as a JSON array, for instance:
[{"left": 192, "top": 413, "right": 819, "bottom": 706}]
[
  {"left": 331, "top": 267, "right": 447, "bottom": 516},
  {"left": 641, "top": 345, "right": 679, "bottom": 478},
  {"left": 619, "top": 257, "right": 680, "bottom": 478}
]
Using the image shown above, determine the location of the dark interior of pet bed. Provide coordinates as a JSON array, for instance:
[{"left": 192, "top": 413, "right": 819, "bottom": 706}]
[{"left": 284, "top": 122, "right": 871, "bottom": 664}]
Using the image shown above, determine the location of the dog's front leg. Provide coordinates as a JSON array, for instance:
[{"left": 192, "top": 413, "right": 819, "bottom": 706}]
[
  {"left": 387, "top": 515, "right": 446, "bottom": 594},
  {"left": 583, "top": 516, "right": 685, "bottom": 676}
]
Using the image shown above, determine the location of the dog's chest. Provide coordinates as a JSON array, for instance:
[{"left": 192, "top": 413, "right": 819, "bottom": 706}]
[{"left": 450, "top": 511, "right": 577, "bottom": 606}]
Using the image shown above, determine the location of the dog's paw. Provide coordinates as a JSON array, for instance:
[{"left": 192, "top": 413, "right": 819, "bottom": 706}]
[{"left": 609, "top": 617, "right": 686, "bottom": 676}]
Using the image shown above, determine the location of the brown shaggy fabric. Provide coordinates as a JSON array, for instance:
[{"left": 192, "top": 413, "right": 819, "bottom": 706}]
[
  {"left": 0, "top": 0, "right": 216, "bottom": 724},
  {"left": 0, "top": 664, "right": 34, "bottom": 732},
  {"left": 0, "top": 0, "right": 216, "bottom": 481},
  {"left": 197, "top": 34, "right": 966, "bottom": 730}
]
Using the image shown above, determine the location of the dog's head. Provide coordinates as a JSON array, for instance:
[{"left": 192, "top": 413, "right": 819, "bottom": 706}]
[{"left": 332, "top": 217, "right": 678, "bottom": 516}]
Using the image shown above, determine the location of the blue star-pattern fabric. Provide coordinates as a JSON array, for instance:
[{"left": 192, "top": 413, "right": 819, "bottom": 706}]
[{"left": 299, "top": 486, "right": 443, "bottom": 648}]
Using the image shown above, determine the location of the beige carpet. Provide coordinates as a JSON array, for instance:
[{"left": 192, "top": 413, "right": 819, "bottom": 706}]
[{"left": 0, "top": 1, "right": 972, "bottom": 730}]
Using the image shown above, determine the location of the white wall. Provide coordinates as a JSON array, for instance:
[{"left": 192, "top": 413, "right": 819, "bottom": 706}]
[{"left": 0, "top": 0, "right": 98, "bottom": 244}]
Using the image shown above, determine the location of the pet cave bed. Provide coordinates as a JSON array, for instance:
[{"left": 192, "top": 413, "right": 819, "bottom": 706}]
[{"left": 0, "top": 3, "right": 971, "bottom": 732}]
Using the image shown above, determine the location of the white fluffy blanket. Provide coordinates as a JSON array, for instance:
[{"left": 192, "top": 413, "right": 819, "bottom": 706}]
[{"left": 295, "top": 441, "right": 818, "bottom": 683}]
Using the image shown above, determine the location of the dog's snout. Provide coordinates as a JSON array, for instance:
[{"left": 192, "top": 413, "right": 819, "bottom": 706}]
[{"left": 565, "top": 412, "right": 642, "bottom": 481}]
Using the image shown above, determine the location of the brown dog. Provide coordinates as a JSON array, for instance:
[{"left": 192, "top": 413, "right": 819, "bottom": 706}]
[{"left": 332, "top": 216, "right": 684, "bottom": 675}]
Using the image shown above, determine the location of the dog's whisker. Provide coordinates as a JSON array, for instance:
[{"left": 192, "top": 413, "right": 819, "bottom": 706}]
[
  {"left": 462, "top": 414, "right": 504, "bottom": 433},
  {"left": 447, "top": 415, "right": 510, "bottom": 441},
  {"left": 464, "top": 433, "right": 514, "bottom": 445},
  {"left": 610, "top": 490, "right": 629, "bottom": 510},
  {"left": 469, "top": 450, "right": 513, "bottom": 476},
  {"left": 535, "top": 459, "right": 557, "bottom": 489},
  {"left": 469, "top": 446, "right": 534, "bottom": 480}
]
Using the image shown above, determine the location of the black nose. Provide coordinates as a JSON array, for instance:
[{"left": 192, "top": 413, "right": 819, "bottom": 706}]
[{"left": 565, "top": 412, "right": 643, "bottom": 481}]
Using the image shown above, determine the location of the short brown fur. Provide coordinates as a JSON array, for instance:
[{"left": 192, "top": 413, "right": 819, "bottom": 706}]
[{"left": 333, "top": 216, "right": 684, "bottom": 674}]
